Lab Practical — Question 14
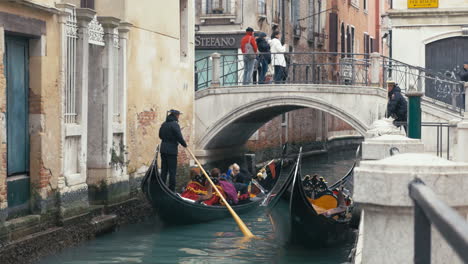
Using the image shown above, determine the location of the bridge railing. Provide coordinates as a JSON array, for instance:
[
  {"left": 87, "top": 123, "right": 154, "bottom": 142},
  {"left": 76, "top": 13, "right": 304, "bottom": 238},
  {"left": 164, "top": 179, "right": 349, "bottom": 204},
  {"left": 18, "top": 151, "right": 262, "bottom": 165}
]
[
  {"left": 409, "top": 178, "right": 468, "bottom": 263},
  {"left": 381, "top": 56, "right": 465, "bottom": 114},
  {"left": 195, "top": 52, "right": 465, "bottom": 113},
  {"left": 195, "top": 52, "right": 372, "bottom": 89}
]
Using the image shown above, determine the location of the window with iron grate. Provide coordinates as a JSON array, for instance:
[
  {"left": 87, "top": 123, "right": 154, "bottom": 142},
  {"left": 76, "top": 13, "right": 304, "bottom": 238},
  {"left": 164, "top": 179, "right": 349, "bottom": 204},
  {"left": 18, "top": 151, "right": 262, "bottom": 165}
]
[{"left": 80, "top": 0, "right": 94, "bottom": 9}]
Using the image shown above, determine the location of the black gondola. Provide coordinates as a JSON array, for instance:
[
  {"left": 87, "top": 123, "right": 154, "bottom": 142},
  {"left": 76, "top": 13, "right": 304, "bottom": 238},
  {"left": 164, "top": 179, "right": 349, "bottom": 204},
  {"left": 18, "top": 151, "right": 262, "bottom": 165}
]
[
  {"left": 288, "top": 149, "right": 353, "bottom": 246},
  {"left": 141, "top": 147, "right": 289, "bottom": 225}
]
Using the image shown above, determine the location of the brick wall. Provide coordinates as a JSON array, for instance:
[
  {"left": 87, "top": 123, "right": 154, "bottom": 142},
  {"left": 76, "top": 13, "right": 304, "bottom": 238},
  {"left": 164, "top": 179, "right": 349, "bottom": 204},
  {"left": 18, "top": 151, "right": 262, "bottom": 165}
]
[{"left": 247, "top": 108, "right": 356, "bottom": 153}]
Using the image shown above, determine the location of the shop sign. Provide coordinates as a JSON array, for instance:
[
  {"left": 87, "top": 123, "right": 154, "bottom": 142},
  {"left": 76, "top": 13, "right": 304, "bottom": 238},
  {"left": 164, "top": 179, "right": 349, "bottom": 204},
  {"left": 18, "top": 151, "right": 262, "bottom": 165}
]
[
  {"left": 195, "top": 34, "right": 243, "bottom": 49},
  {"left": 408, "top": 0, "right": 438, "bottom": 8}
]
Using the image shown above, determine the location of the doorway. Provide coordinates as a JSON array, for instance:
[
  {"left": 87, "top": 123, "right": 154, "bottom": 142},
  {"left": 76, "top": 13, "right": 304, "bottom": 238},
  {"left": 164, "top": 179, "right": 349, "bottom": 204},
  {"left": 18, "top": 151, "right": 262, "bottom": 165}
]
[{"left": 5, "top": 35, "right": 30, "bottom": 210}]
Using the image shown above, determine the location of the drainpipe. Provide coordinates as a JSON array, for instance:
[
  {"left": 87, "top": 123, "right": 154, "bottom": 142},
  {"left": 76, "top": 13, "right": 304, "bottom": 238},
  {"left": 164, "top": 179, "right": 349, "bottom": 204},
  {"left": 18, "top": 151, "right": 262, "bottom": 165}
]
[{"left": 281, "top": 0, "right": 285, "bottom": 44}]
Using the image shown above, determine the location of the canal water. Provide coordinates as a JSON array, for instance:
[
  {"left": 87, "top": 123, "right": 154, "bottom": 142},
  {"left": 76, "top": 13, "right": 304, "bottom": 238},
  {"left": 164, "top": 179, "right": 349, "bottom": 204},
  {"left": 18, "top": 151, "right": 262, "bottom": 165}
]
[{"left": 39, "top": 149, "right": 357, "bottom": 264}]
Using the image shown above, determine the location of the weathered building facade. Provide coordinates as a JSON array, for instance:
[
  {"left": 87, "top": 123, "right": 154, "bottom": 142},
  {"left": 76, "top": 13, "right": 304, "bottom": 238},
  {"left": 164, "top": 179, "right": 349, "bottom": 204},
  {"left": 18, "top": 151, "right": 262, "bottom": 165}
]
[
  {"left": 388, "top": 0, "right": 468, "bottom": 79},
  {"left": 195, "top": 0, "right": 366, "bottom": 158},
  {"left": 0, "top": 0, "right": 194, "bottom": 255}
]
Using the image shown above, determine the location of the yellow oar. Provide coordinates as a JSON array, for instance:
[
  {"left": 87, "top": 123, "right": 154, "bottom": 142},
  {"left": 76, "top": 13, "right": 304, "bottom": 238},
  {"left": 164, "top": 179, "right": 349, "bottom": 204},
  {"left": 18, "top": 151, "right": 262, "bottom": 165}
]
[{"left": 186, "top": 148, "right": 256, "bottom": 239}]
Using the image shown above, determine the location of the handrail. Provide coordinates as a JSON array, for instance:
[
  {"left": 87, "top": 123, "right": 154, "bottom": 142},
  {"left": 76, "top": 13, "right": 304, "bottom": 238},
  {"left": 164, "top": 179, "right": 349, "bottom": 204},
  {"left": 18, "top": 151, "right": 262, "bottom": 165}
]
[
  {"left": 394, "top": 121, "right": 457, "bottom": 159},
  {"left": 409, "top": 179, "right": 468, "bottom": 263},
  {"left": 194, "top": 52, "right": 465, "bottom": 115}
]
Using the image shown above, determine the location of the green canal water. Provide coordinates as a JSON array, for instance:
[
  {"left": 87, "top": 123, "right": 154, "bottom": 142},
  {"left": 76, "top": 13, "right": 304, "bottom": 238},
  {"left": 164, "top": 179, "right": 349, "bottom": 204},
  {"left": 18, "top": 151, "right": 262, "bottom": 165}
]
[{"left": 39, "top": 149, "right": 357, "bottom": 264}]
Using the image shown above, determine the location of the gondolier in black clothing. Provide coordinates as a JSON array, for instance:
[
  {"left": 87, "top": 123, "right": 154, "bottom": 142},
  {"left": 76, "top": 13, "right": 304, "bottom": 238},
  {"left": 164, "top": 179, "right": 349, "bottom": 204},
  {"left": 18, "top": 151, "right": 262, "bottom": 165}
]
[
  {"left": 386, "top": 80, "right": 408, "bottom": 132},
  {"left": 159, "top": 109, "right": 187, "bottom": 192}
]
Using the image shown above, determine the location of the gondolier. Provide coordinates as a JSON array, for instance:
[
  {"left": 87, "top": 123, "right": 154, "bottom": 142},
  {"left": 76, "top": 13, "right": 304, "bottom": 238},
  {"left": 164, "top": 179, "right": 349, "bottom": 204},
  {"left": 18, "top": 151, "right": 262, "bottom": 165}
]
[{"left": 159, "top": 109, "right": 187, "bottom": 191}]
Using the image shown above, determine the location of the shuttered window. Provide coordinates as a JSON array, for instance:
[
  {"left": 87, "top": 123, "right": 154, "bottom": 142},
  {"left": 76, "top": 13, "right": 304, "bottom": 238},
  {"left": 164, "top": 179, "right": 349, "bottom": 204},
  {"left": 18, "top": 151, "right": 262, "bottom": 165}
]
[{"left": 329, "top": 13, "right": 338, "bottom": 52}]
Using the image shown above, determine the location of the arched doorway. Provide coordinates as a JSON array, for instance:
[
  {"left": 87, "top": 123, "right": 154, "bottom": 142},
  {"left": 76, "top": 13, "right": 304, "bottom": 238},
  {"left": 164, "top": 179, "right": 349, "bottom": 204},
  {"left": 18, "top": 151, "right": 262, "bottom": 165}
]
[{"left": 425, "top": 36, "right": 468, "bottom": 107}]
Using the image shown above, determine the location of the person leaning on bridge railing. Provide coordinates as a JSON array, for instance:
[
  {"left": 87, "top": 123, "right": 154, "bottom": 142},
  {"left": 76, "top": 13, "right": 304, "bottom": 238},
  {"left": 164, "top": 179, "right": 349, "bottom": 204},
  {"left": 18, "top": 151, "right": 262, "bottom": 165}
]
[
  {"left": 240, "top": 27, "right": 258, "bottom": 85},
  {"left": 386, "top": 80, "right": 408, "bottom": 133},
  {"left": 269, "top": 31, "right": 288, "bottom": 84}
]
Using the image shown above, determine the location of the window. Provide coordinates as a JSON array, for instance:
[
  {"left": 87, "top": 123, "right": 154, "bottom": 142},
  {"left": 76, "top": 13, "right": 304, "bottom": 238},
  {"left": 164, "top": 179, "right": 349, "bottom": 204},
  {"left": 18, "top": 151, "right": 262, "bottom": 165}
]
[
  {"left": 206, "top": 0, "right": 231, "bottom": 14},
  {"left": 80, "top": 0, "right": 94, "bottom": 9},
  {"left": 346, "top": 25, "right": 351, "bottom": 55},
  {"left": 364, "top": 33, "right": 370, "bottom": 54},
  {"left": 291, "top": 0, "right": 299, "bottom": 24},
  {"left": 258, "top": 0, "right": 266, "bottom": 15},
  {"left": 370, "top": 37, "right": 375, "bottom": 53},
  {"left": 274, "top": 0, "right": 281, "bottom": 23},
  {"left": 364, "top": 0, "right": 368, "bottom": 11},
  {"left": 340, "top": 22, "right": 345, "bottom": 57},
  {"left": 329, "top": 13, "right": 338, "bottom": 52},
  {"left": 307, "top": 0, "right": 314, "bottom": 42}
]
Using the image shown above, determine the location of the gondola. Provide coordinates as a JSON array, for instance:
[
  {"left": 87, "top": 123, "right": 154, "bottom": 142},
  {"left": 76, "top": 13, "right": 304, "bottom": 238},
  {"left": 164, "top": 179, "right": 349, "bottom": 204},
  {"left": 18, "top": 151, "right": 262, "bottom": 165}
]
[
  {"left": 141, "top": 147, "right": 287, "bottom": 225},
  {"left": 288, "top": 148, "right": 353, "bottom": 246}
]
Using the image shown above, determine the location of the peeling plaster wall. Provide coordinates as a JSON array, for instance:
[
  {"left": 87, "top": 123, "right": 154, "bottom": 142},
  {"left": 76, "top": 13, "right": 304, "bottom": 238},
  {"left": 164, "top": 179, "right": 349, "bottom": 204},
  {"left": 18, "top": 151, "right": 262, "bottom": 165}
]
[
  {"left": 122, "top": 0, "right": 195, "bottom": 174},
  {"left": 0, "top": 4, "right": 62, "bottom": 204}
]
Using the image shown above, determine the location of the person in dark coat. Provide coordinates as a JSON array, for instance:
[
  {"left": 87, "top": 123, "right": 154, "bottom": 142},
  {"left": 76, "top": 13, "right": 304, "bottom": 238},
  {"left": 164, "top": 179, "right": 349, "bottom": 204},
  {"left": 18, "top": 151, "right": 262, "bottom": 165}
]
[
  {"left": 159, "top": 109, "right": 187, "bottom": 191},
  {"left": 386, "top": 80, "right": 408, "bottom": 131},
  {"left": 256, "top": 32, "right": 271, "bottom": 84},
  {"left": 457, "top": 61, "right": 468, "bottom": 110},
  {"left": 459, "top": 61, "right": 468, "bottom": 82}
]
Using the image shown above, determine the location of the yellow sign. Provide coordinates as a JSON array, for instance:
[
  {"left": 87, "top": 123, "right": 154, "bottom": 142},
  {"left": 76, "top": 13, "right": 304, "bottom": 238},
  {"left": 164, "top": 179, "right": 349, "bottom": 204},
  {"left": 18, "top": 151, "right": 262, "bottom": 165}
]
[{"left": 408, "top": 0, "right": 438, "bottom": 8}]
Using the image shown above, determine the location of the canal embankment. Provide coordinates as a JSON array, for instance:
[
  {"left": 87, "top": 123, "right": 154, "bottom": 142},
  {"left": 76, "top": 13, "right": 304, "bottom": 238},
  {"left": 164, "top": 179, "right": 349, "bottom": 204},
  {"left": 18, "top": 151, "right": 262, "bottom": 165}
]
[{"left": 0, "top": 194, "right": 153, "bottom": 264}]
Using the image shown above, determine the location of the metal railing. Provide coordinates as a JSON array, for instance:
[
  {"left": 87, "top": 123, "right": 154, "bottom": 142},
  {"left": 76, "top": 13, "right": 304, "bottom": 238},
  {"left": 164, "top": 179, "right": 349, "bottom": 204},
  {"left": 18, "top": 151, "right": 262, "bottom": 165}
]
[
  {"left": 195, "top": 52, "right": 372, "bottom": 89},
  {"left": 195, "top": 52, "right": 465, "bottom": 115},
  {"left": 382, "top": 56, "right": 465, "bottom": 114},
  {"left": 409, "top": 179, "right": 468, "bottom": 263},
  {"left": 394, "top": 121, "right": 456, "bottom": 160}
]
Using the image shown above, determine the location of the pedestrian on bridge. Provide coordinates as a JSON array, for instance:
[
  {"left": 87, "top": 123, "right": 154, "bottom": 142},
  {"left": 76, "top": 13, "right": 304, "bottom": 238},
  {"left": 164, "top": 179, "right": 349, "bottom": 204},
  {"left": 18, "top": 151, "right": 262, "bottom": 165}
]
[
  {"left": 269, "top": 31, "right": 288, "bottom": 83},
  {"left": 241, "top": 27, "right": 258, "bottom": 85},
  {"left": 159, "top": 109, "right": 187, "bottom": 192},
  {"left": 386, "top": 80, "right": 408, "bottom": 132},
  {"left": 256, "top": 32, "right": 271, "bottom": 84}
]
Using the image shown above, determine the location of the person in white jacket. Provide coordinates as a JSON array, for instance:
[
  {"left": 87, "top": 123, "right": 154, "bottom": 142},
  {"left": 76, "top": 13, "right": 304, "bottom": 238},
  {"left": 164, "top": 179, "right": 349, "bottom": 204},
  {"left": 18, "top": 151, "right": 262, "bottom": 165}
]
[{"left": 269, "top": 31, "right": 288, "bottom": 83}]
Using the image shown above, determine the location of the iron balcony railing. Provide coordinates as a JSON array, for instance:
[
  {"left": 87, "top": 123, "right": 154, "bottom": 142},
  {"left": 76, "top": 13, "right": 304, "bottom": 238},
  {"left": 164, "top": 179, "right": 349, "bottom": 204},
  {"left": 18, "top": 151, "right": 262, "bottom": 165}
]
[
  {"left": 394, "top": 121, "right": 457, "bottom": 160},
  {"left": 195, "top": 52, "right": 465, "bottom": 115},
  {"left": 409, "top": 179, "right": 468, "bottom": 263}
]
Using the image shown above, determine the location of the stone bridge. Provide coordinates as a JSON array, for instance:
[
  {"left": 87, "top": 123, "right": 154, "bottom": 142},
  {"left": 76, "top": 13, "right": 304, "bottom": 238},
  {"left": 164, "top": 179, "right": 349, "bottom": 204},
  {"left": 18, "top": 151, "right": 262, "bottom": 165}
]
[{"left": 194, "top": 84, "right": 462, "bottom": 160}]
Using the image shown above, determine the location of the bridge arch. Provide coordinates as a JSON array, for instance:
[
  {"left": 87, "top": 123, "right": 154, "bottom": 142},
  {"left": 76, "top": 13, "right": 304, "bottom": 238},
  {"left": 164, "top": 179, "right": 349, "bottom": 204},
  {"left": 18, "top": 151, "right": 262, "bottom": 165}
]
[{"left": 197, "top": 95, "right": 369, "bottom": 151}]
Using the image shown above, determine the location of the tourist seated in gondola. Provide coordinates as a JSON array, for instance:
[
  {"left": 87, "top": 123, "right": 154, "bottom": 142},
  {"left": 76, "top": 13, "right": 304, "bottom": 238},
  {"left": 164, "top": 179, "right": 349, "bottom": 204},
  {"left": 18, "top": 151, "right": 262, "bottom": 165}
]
[
  {"left": 255, "top": 161, "right": 277, "bottom": 191},
  {"left": 212, "top": 168, "right": 238, "bottom": 205},
  {"left": 203, "top": 171, "right": 227, "bottom": 206},
  {"left": 180, "top": 167, "right": 228, "bottom": 206},
  {"left": 222, "top": 163, "right": 252, "bottom": 201},
  {"left": 180, "top": 167, "right": 214, "bottom": 204}
]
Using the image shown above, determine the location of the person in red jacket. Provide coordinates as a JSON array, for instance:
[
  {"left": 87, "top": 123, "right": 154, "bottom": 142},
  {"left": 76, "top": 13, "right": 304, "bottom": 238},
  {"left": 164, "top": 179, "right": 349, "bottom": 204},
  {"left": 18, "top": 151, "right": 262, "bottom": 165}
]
[{"left": 240, "top": 27, "right": 258, "bottom": 85}]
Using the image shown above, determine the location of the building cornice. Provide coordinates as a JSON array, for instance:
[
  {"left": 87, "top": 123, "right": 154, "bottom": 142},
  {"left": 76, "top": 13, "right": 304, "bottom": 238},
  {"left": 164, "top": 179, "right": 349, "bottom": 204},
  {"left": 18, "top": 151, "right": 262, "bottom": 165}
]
[
  {"left": 387, "top": 8, "right": 468, "bottom": 19},
  {"left": 196, "top": 30, "right": 245, "bottom": 35},
  {"left": 0, "top": 0, "right": 61, "bottom": 14}
]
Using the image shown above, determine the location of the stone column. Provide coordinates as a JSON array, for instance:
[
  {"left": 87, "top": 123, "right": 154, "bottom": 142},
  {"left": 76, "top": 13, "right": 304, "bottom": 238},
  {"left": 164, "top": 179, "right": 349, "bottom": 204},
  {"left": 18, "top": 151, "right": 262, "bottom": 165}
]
[
  {"left": 456, "top": 83, "right": 468, "bottom": 162},
  {"left": 354, "top": 153, "right": 468, "bottom": 264},
  {"left": 86, "top": 17, "right": 120, "bottom": 204},
  {"left": 370, "top": 52, "right": 380, "bottom": 86},
  {"left": 56, "top": 7, "right": 95, "bottom": 219},
  {"left": 211, "top": 52, "right": 221, "bottom": 87}
]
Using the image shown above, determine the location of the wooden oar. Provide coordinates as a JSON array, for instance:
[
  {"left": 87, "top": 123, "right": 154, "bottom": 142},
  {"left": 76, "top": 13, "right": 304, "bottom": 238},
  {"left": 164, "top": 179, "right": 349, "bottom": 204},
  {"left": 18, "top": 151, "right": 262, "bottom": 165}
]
[{"left": 186, "top": 148, "right": 256, "bottom": 239}]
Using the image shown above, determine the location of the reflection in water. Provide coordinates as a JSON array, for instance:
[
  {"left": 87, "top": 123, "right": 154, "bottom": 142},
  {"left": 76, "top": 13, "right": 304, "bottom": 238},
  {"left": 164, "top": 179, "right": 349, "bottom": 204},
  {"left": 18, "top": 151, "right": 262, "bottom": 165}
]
[{"left": 39, "top": 150, "right": 356, "bottom": 264}]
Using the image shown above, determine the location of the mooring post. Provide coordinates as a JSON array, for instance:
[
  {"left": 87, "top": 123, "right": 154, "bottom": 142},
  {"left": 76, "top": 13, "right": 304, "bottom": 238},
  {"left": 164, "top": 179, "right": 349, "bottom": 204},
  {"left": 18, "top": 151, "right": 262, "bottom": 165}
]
[{"left": 407, "top": 88, "right": 423, "bottom": 139}]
